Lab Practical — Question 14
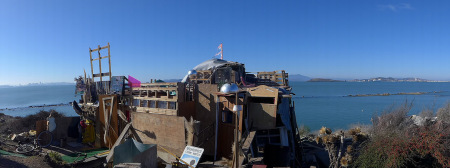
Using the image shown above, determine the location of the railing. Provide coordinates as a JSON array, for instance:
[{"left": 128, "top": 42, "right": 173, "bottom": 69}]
[
  {"left": 130, "top": 82, "right": 185, "bottom": 116},
  {"left": 256, "top": 70, "right": 289, "bottom": 86}
]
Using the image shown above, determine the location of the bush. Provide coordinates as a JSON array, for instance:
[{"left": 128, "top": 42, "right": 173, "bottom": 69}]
[
  {"left": 437, "top": 103, "right": 450, "bottom": 123},
  {"left": 7, "top": 110, "right": 65, "bottom": 133},
  {"left": 298, "top": 125, "right": 311, "bottom": 137},
  {"left": 47, "top": 151, "right": 66, "bottom": 166},
  {"left": 371, "top": 101, "right": 413, "bottom": 136},
  {"left": 352, "top": 102, "right": 450, "bottom": 168}
]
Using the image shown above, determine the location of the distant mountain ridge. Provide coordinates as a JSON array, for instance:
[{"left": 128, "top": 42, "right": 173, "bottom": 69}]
[
  {"left": 308, "top": 78, "right": 344, "bottom": 82},
  {"left": 288, "top": 74, "right": 311, "bottom": 82},
  {"left": 349, "top": 77, "right": 436, "bottom": 82},
  {"left": 0, "top": 82, "right": 75, "bottom": 88}
]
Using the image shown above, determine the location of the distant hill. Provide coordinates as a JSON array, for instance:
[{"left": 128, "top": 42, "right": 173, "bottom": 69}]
[
  {"left": 25, "top": 82, "right": 75, "bottom": 86},
  {"left": 307, "top": 78, "right": 344, "bottom": 82},
  {"left": 289, "top": 74, "right": 311, "bottom": 82},
  {"left": 163, "top": 79, "right": 182, "bottom": 82},
  {"left": 0, "top": 85, "right": 12, "bottom": 88},
  {"left": 349, "top": 77, "right": 436, "bottom": 82},
  {"left": 0, "top": 82, "right": 75, "bottom": 88}
]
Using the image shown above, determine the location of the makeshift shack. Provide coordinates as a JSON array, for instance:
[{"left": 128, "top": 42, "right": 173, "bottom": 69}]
[{"left": 74, "top": 43, "right": 300, "bottom": 167}]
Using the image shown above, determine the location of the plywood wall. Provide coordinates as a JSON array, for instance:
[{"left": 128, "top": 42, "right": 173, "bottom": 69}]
[
  {"left": 248, "top": 103, "right": 277, "bottom": 130},
  {"left": 131, "top": 112, "right": 186, "bottom": 156},
  {"left": 194, "top": 83, "right": 218, "bottom": 155}
]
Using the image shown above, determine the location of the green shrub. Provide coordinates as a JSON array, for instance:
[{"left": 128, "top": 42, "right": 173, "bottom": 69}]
[{"left": 298, "top": 125, "right": 311, "bottom": 137}]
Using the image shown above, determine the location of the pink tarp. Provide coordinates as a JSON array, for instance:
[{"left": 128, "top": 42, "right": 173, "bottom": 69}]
[{"left": 128, "top": 75, "right": 141, "bottom": 88}]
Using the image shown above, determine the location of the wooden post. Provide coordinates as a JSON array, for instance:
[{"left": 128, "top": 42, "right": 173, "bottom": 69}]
[
  {"left": 108, "top": 42, "right": 111, "bottom": 81},
  {"left": 90, "top": 48, "right": 94, "bottom": 82},
  {"left": 234, "top": 91, "right": 239, "bottom": 168},
  {"left": 98, "top": 45, "right": 102, "bottom": 82}
]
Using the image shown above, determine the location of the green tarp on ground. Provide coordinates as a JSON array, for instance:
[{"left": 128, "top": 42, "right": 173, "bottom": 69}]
[
  {"left": 0, "top": 150, "right": 27, "bottom": 158},
  {"left": 61, "top": 148, "right": 109, "bottom": 163}
]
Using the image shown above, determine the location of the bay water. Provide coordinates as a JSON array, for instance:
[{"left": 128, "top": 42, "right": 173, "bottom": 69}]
[
  {"left": 0, "top": 85, "right": 79, "bottom": 116},
  {"left": 292, "top": 82, "right": 450, "bottom": 131},
  {"left": 1, "top": 82, "right": 450, "bottom": 131}
]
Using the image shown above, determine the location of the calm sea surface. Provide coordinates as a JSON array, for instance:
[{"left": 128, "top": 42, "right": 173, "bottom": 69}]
[
  {"left": 0, "top": 85, "right": 79, "bottom": 116},
  {"left": 1, "top": 83, "right": 450, "bottom": 130},
  {"left": 291, "top": 82, "right": 450, "bottom": 131}
]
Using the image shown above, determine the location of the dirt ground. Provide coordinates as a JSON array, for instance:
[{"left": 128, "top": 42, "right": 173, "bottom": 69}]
[{"left": 0, "top": 155, "right": 51, "bottom": 168}]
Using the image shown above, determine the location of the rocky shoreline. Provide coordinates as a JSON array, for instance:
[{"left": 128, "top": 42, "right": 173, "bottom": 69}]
[
  {"left": 346, "top": 91, "right": 445, "bottom": 97},
  {"left": 0, "top": 103, "right": 72, "bottom": 112}
]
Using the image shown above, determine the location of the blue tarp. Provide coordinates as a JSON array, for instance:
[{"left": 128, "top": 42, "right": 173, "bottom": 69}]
[{"left": 277, "top": 97, "right": 292, "bottom": 131}]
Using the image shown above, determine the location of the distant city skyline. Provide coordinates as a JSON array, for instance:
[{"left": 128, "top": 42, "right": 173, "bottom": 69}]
[{"left": 1, "top": 1, "right": 450, "bottom": 85}]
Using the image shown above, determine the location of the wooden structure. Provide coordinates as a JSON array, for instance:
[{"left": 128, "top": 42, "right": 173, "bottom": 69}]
[
  {"left": 216, "top": 93, "right": 244, "bottom": 159},
  {"left": 189, "top": 70, "right": 212, "bottom": 84},
  {"left": 98, "top": 95, "right": 119, "bottom": 148},
  {"left": 76, "top": 52, "right": 299, "bottom": 167},
  {"left": 90, "top": 43, "right": 112, "bottom": 82},
  {"left": 256, "top": 70, "right": 289, "bottom": 86},
  {"left": 130, "top": 82, "right": 186, "bottom": 116},
  {"left": 246, "top": 85, "right": 279, "bottom": 130}
]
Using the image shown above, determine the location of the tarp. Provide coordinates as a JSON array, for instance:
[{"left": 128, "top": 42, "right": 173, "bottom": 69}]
[
  {"left": 128, "top": 75, "right": 141, "bottom": 88},
  {"left": 110, "top": 76, "right": 124, "bottom": 94},
  {"left": 0, "top": 149, "right": 27, "bottom": 158},
  {"left": 181, "top": 58, "right": 241, "bottom": 82},
  {"left": 113, "top": 139, "right": 156, "bottom": 166},
  {"left": 277, "top": 97, "right": 292, "bottom": 131},
  {"left": 75, "top": 78, "right": 86, "bottom": 94},
  {"left": 82, "top": 119, "right": 95, "bottom": 143},
  {"left": 60, "top": 148, "right": 109, "bottom": 163}
]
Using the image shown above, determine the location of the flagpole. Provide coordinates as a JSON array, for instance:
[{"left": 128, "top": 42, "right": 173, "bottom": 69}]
[{"left": 222, "top": 43, "right": 223, "bottom": 60}]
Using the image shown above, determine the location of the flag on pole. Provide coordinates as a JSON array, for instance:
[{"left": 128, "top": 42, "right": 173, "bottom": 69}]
[{"left": 215, "top": 43, "right": 223, "bottom": 59}]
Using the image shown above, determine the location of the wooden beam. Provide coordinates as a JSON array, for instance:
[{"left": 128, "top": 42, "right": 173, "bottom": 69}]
[
  {"left": 140, "top": 82, "right": 179, "bottom": 86},
  {"left": 134, "top": 107, "right": 177, "bottom": 115},
  {"left": 93, "top": 72, "right": 111, "bottom": 78},
  {"left": 132, "top": 96, "right": 178, "bottom": 102},
  {"left": 239, "top": 131, "right": 256, "bottom": 166},
  {"left": 98, "top": 45, "right": 102, "bottom": 82},
  {"left": 90, "top": 45, "right": 110, "bottom": 52},
  {"left": 108, "top": 42, "right": 112, "bottom": 81},
  {"left": 90, "top": 48, "right": 94, "bottom": 82},
  {"left": 92, "top": 56, "right": 110, "bottom": 61},
  {"left": 131, "top": 87, "right": 178, "bottom": 91}
]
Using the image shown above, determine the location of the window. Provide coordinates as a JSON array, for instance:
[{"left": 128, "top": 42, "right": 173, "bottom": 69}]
[{"left": 221, "top": 110, "right": 233, "bottom": 123}]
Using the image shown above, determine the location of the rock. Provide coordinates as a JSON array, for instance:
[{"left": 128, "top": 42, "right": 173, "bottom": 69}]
[
  {"left": 411, "top": 115, "right": 438, "bottom": 126},
  {"left": 9, "top": 134, "right": 17, "bottom": 141}
]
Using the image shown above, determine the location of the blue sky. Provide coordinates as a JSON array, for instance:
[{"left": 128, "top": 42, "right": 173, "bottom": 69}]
[{"left": 1, "top": 1, "right": 450, "bottom": 85}]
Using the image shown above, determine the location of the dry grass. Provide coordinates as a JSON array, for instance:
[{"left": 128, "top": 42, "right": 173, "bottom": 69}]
[
  {"left": 319, "top": 126, "right": 332, "bottom": 135},
  {"left": 437, "top": 102, "right": 450, "bottom": 123},
  {"left": 0, "top": 110, "right": 65, "bottom": 134},
  {"left": 371, "top": 101, "right": 413, "bottom": 136}
]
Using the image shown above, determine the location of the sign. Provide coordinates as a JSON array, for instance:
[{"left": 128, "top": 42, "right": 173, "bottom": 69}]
[{"left": 180, "top": 146, "right": 204, "bottom": 167}]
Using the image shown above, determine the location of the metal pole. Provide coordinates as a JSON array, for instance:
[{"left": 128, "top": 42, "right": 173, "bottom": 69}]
[{"left": 214, "top": 95, "right": 219, "bottom": 161}]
